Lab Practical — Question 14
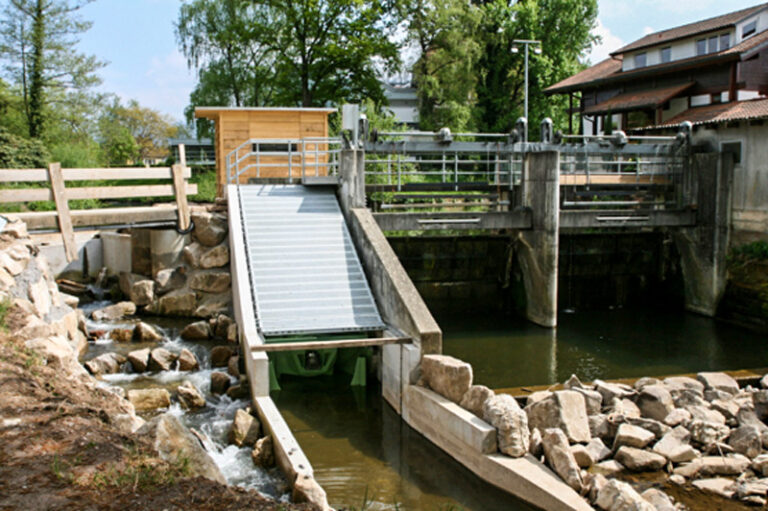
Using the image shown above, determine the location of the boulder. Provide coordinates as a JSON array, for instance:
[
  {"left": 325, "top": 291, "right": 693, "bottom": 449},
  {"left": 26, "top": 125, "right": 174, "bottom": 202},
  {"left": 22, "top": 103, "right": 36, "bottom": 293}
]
[
  {"left": 226, "top": 383, "right": 248, "bottom": 400},
  {"left": 251, "top": 435, "right": 275, "bottom": 467},
  {"left": 572, "top": 387, "right": 603, "bottom": 416},
  {"left": 134, "top": 322, "right": 163, "bottom": 342},
  {"left": 229, "top": 409, "right": 261, "bottom": 447},
  {"left": 686, "top": 405, "right": 726, "bottom": 425},
  {"left": 753, "top": 390, "right": 768, "bottom": 420},
  {"left": 609, "top": 398, "right": 641, "bottom": 419},
  {"left": 691, "top": 478, "right": 736, "bottom": 499},
  {"left": 292, "top": 473, "right": 330, "bottom": 511},
  {"left": 664, "top": 408, "right": 691, "bottom": 427},
  {"left": 181, "top": 320, "right": 212, "bottom": 341},
  {"left": 177, "top": 348, "right": 199, "bottom": 371},
  {"left": 459, "top": 385, "right": 494, "bottom": 418},
  {"left": 729, "top": 425, "right": 762, "bottom": 459},
  {"left": 227, "top": 323, "right": 238, "bottom": 343},
  {"left": 529, "top": 428, "right": 543, "bottom": 457},
  {"left": 688, "top": 420, "right": 730, "bottom": 446},
  {"left": 705, "top": 389, "right": 733, "bottom": 402},
  {"left": 653, "top": 426, "right": 697, "bottom": 463},
  {"left": 193, "top": 292, "right": 231, "bottom": 318},
  {"left": 636, "top": 385, "right": 674, "bottom": 422},
  {"left": 762, "top": 374, "right": 768, "bottom": 389},
  {"left": 109, "top": 328, "right": 134, "bottom": 343},
  {"left": 482, "top": 394, "right": 530, "bottom": 457},
  {"left": 177, "top": 381, "right": 206, "bottom": 409},
  {"left": 210, "top": 346, "right": 234, "bottom": 368},
  {"left": 199, "top": 243, "right": 230, "bottom": 269},
  {"left": 589, "top": 414, "right": 615, "bottom": 442},
  {"left": 626, "top": 417, "right": 670, "bottom": 439},
  {"left": 188, "top": 270, "right": 231, "bottom": 294},
  {"left": 664, "top": 376, "right": 705, "bottom": 397},
  {"left": 525, "top": 390, "right": 591, "bottom": 444},
  {"left": 127, "top": 388, "right": 171, "bottom": 411},
  {"left": 227, "top": 356, "right": 240, "bottom": 378},
  {"left": 595, "top": 480, "right": 656, "bottom": 511},
  {"left": 614, "top": 423, "right": 655, "bottom": 449},
  {"left": 148, "top": 348, "right": 177, "bottom": 372},
  {"left": 586, "top": 473, "right": 608, "bottom": 504},
  {"left": 710, "top": 398, "right": 740, "bottom": 421},
  {"left": 138, "top": 413, "right": 225, "bottom": 484},
  {"left": 634, "top": 377, "right": 662, "bottom": 391},
  {"left": 594, "top": 380, "right": 635, "bottom": 403},
  {"left": 210, "top": 371, "right": 230, "bottom": 394},
  {"left": 570, "top": 444, "right": 593, "bottom": 468},
  {"left": 614, "top": 446, "right": 666, "bottom": 472},
  {"left": 4, "top": 220, "right": 27, "bottom": 238},
  {"left": 155, "top": 267, "right": 187, "bottom": 295},
  {"left": 752, "top": 454, "right": 768, "bottom": 476},
  {"left": 640, "top": 489, "right": 675, "bottom": 511},
  {"left": 214, "top": 314, "right": 233, "bottom": 339},
  {"left": 563, "top": 374, "right": 584, "bottom": 390},
  {"left": 147, "top": 288, "right": 197, "bottom": 316},
  {"left": 697, "top": 372, "right": 740, "bottom": 395},
  {"left": 84, "top": 353, "right": 121, "bottom": 375},
  {"left": 526, "top": 391, "right": 553, "bottom": 407},
  {"left": 674, "top": 390, "right": 709, "bottom": 409},
  {"left": 591, "top": 460, "right": 625, "bottom": 477},
  {"left": 697, "top": 455, "right": 750, "bottom": 476},
  {"left": 541, "top": 428, "right": 583, "bottom": 492},
  {"left": 586, "top": 438, "right": 612, "bottom": 463},
  {"left": 92, "top": 301, "right": 136, "bottom": 321},
  {"left": 130, "top": 280, "right": 154, "bottom": 307},
  {"left": 127, "top": 348, "right": 151, "bottom": 373},
  {"left": 421, "top": 355, "right": 473, "bottom": 404},
  {"left": 191, "top": 211, "right": 228, "bottom": 246}
]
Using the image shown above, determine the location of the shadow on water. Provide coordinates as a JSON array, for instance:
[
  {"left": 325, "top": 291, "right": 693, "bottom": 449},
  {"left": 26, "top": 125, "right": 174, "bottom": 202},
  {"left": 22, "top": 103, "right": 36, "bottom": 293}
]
[
  {"left": 435, "top": 305, "right": 768, "bottom": 390},
  {"left": 274, "top": 375, "right": 534, "bottom": 511}
]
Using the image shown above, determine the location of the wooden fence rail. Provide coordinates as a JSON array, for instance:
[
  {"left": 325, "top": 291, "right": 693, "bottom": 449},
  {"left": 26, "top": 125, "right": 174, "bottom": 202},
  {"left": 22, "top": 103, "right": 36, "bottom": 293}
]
[{"left": 0, "top": 146, "right": 195, "bottom": 262}]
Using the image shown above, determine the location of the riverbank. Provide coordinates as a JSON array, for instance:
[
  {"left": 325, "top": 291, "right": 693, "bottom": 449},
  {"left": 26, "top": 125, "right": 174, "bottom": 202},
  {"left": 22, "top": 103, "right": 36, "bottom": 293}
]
[{"left": 0, "top": 220, "right": 313, "bottom": 511}]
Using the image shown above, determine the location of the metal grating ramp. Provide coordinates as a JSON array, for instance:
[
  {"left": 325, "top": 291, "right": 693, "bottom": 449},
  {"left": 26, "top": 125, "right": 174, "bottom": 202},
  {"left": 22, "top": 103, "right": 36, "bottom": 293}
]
[{"left": 238, "top": 184, "right": 385, "bottom": 336}]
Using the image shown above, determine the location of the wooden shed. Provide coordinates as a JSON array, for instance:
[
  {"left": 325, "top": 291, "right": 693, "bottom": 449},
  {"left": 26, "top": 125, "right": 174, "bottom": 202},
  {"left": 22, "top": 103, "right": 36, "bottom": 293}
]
[{"left": 195, "top": 107, "right": 336, "bottom": 196}]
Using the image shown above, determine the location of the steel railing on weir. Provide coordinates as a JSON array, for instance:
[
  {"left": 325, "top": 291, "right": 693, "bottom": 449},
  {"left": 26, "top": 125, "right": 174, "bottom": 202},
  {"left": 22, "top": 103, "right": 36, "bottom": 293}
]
[{"left": 226, "top": 137, "right": 343, "bottom": 183}]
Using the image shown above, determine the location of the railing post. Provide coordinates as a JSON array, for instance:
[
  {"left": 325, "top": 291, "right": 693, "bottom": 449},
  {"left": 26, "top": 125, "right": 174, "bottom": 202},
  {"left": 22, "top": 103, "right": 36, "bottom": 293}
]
[
  {"left": 48, "top": 162, "right": 78, "bottom": 262},
  {"left": 339, "top": 147, "right": 365, "bottom": 214},
  {"left": 172, "top": 163, "right": 190, "bottom": 232}
]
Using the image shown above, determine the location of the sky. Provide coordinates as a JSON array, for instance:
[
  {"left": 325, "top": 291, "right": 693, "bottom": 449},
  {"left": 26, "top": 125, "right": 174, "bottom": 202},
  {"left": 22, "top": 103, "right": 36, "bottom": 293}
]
[{"left": 72, "top": 0, "right": 765, "bottom": 123}]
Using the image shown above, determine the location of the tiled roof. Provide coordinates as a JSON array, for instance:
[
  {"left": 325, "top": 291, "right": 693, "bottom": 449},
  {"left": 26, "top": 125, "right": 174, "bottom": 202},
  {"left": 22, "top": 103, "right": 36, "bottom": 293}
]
[
  {"left": 583, "top": 83, "right": 695, "bottom": 115},
  {"left": 546, "top": 29, "right": 768, "bottom": 94},
  {"left": 613, "top": 3, "right": 768, "bottom": 55},
  {"left": 647, "top": 98, "right": 768, "bottom": 129}
]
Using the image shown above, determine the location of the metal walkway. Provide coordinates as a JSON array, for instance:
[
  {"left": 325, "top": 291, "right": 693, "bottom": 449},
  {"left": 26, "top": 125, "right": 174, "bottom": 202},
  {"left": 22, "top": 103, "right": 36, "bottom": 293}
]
[{"left": 237, "top": 184, "right": 385, "bottom": 337}]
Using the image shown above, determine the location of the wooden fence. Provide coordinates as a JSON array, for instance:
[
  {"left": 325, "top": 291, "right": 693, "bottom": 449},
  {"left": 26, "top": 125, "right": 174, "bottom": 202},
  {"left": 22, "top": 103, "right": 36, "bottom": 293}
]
[{"left": 0, "top": 147, "right": 196, "bottom": 262}]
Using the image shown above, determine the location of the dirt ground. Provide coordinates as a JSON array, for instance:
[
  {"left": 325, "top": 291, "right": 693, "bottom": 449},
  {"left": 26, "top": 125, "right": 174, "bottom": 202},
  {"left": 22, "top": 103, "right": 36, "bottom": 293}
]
[{"left": 0, "top": 331, "right": 315, "bottom": 511}]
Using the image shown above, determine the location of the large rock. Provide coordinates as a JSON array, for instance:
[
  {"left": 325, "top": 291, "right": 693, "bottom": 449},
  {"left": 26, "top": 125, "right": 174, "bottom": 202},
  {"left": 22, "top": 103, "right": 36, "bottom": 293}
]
[
  {"left": 210, "top": 371, "right": 230, "bottom": 395},
  {"left": 148, "top": 348, "right": 177, "bottom": 372},
  {"left": 189, "top": 270, "right": 231, "bottom": 294},
  {"left": 753, "top": 390, "right": 768, "bottom": 420},
  {"left": 752, "top": 454, "right": 768, "bottom": 476},
  {"left": 541, "top": 428, "right": 582, "bottom": 492},
  {"left": 664, "top": 376, "right": 705, "bottom": 397},
  {"left": 653, "top": 426, "right": 697, "bottom": 463},
  {"left": 421, "top": 355, "right": 473, "bottom": 404},
  {"left": 127, "top": 388, "right": 171, "bottom": 411},
  {"left": 525, "top": 390, "right": 591, "bottom": 444},
  {"left": 227, "top": 356, "right": 240, "bottom": 378},
  {"left": 292, "top": 473, "right": 330, "bottom": 511},
  {"left": 686, "top": 405, "right": 726, "bottom": 425},
  {"left": 213, "top": 314, "right": 233, "bottom": 339},
  {"left": 613, "top": 423, "right": 655, "bottom": 449},
  {"left": 673, "top": 455, "right": 750, "bottom": 478},
  {"left": 134, "top": 322, "right": 163, "bottom": 342},
  {"left": 482, "top": 394, "right": 530, "bottom": 457},
  {"left": 664, "top": 408, "right": 691, "bottom": 427},
  {"left": 210, "top": 345, "right": 234, "bottom": 367},
  {"left": 586, "top": 437, "right": 612, "bottom": 463},
  {"left": 459, "top": 385, "right": 494, "bottom": 418},
  {"left": 614, "top": 446, "right": 666, "bottom": 472},
  {"left": 148, "top": 288, "right": 197, "bottom": 316},
  {"left": 573, "top": 387, "right": 603, "bottom": 416},
  {"left": 594, "top": 380, "right": 635, "bottom": 403},
  {"left": 595, "top": 479, "right": 655, "bottom": 511},
  {"left": 251, "top": 435, "right": 275, "bottom": 467},
  {"left": 636, "top": 385, "right": 674, "bottom": 422},
  {"left": 229, "top": 409, "right": 261, "bottom": 447},
  {"left": 181, "top": 320, "right": 212, "bottom": 340},
  {"left": 641, "top": 489, "right": 675, "bottom": 511},
  {"left": 691, "top": 478, "right": 736, "bottom": 498},
  {"left": 177, "top": 380, "right": 206, "bottom": 409},
  {"left": 130, "top": 280, "right": 155, "bottom": 306},
  {"left": 155, "top": 267, "right": 186, "bottom": 295},
  {"left": 688, "top": 420, "right": 730, "bottom": 446},
  {"left": 186, "top": 242, "right": 230, "bottom": 269},
  {"left": 92, "top": 301, "right": 136, "bottom": 321},
  {"left": 138, "top": 413, "right": 225, "bottom": 484},
  {"left": 729, "top": 425, "right": 762, "bottom": 458},
  {"left": 570, "top": 444, "right": 593, "bottom": 468},
  {"left": 697, "top": 372, "right": 739, "bottom": 395},
  {"left": 84, "top": 353, "right": 121, "bottom": 375},
  {"left": 177, "top": 348, "right": 199, "bottom": 371},
  {"left": 626, "top": 417, "right": 670, "bottom": 439},
  {"left": 109, "top": 328, "right": 134, "bottom": 343},
  {"left": 193, "top": 292, "right": 231, "bottom": 318},
  {"left": 589, "top": 414, "right": 615, "bottom": 441},
  {"left": 127, "top": 348, "right": 151, "bottom": 372},
  {"left": 192, "top": 211, "right": 228, "bottom": 246}
]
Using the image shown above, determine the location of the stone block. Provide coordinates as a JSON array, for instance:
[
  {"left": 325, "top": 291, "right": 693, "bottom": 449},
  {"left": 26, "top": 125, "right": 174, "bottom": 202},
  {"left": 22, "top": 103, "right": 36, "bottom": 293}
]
[{"left": 421, "top": 354, "right": 472, "bottom": 404}]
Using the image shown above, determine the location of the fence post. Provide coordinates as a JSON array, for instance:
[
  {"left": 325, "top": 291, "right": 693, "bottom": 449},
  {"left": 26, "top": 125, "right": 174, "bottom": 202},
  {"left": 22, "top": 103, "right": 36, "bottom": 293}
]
[
  {"left": 172, "top": 163, "right": 191, "bottom": 232},
  {"left": 48, "top": 163, "right": 78, "bottom": 262}
]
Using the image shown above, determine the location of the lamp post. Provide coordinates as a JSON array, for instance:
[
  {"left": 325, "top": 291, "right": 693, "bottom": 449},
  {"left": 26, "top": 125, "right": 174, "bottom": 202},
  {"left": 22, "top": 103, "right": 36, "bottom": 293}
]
[{"left": 512, "top": 39, "right": 542, "bottom": 139}]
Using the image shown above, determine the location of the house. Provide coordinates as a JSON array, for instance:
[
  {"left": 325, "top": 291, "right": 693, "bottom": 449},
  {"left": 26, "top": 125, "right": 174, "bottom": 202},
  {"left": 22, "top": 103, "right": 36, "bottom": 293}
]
[
  {"left": 168, "top": 138, "right": 215, "bottom": 166},
  {"left": 545, "top": 3, "right": 768, "bottom": 241}
]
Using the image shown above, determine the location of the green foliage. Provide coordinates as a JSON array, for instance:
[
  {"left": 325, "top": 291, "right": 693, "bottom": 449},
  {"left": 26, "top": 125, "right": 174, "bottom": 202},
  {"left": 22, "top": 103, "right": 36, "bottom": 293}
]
[
  {"left": 0, "top": 126, "right": 48, "bottom": 167},
  {"left": 49, "top": 139, "right": 102, "bottom": 168},
  {"left": 189, "top": 167, "right": 217, "bottom": 203},
  {"left": 730, "top": 241, "right": 768, "bottom": 263},
  {"left": 0, "top": 296, "right": 11, "bottom": 331}
]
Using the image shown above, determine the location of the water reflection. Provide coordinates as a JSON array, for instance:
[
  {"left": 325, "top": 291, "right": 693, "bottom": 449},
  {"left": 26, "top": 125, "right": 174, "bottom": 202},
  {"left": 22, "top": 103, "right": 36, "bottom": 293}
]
[
  {"left": 275, "top": 376, "right": 533, "bottom": 511},
  {"left": 436, "top": 307, "right": 768, "bottom": 389}
]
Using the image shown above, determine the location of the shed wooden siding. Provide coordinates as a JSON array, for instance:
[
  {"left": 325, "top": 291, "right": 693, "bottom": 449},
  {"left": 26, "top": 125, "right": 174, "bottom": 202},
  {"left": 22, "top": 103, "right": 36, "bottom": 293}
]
[{"left": 195, "top": 108, "right": 335, "bottom": 196}]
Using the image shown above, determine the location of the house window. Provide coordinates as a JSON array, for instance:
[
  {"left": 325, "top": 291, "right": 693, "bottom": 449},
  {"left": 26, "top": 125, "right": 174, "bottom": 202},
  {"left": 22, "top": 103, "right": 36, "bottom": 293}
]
[
  {"left": 252, "top": 143, "right": 299, "bottom": 153},
  {"left": 721, "top": 141, "right": 742, "bottom": 164},
  {"left": 660, "top": 47, "right": 671, "bottom": 63},
  {"left": 743, "top": 20, "right": 757, "bottom": 39},
  {"left": 708, "top": 36, "right": 719, "bottom": 53},
  {"left": 720, "top": 33, "right": 731, "bottom": 50},
  {"left": 696, "top": 39, "right": 707, "bottom": 56},
  {"left": 634, "top": 52, "right": 647, "bottom": 68}
]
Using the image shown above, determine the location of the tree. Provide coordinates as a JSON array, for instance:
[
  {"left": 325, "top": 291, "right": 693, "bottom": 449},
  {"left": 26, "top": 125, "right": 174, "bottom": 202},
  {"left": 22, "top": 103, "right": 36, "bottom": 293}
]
[
  {"left": 0, "top": 0, "right": 104, "bottom": 139},
  {"left": 99, "top": 99, "right": 179, "bottom": 163},
  {"left": 0, "top": 126, "right": 48, "bottom": 167},
  {"left": 176, "top": 0, "right": 400, "bottom": 132}
]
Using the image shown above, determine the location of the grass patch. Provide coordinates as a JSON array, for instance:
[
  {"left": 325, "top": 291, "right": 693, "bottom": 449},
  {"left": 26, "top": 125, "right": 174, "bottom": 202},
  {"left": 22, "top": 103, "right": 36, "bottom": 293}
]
[
  {"left": 730, "top": 241, "right": 768, "bottom": 263},
  {"left": 89, "top": 449, "right": 191, "bottom": 491}
]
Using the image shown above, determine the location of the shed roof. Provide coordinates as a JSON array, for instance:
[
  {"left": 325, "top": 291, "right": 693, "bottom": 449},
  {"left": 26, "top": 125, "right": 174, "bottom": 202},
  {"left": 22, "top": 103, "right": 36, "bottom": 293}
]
[{"left": 195, "top": 106, "right": 337, "bottom": 119}]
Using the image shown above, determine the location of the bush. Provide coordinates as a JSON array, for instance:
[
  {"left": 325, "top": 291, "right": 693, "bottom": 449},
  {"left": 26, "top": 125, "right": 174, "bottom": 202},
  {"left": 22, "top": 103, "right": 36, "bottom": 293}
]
[
  {"left": 0, "top": 128, "right": 49, "bottom": 168},
  {"left": 731, "top": 241, "right": 768, "bottom": 262},
  {"left": 48, "top": 141, "right": 103, "bottom": 168}
]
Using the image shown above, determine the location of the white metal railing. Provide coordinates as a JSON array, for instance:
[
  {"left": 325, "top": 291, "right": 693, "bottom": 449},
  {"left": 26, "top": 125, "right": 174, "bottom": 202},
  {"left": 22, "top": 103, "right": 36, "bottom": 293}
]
[{"left": 226, "top": 137, "right": 342, "bottom": 183}]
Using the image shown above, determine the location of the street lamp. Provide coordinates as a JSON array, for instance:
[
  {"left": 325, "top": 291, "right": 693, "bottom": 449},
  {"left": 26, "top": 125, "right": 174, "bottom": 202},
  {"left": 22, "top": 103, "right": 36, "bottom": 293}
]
[{"left": 511, "top": 39, "right": 542, "bottom": 139}]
